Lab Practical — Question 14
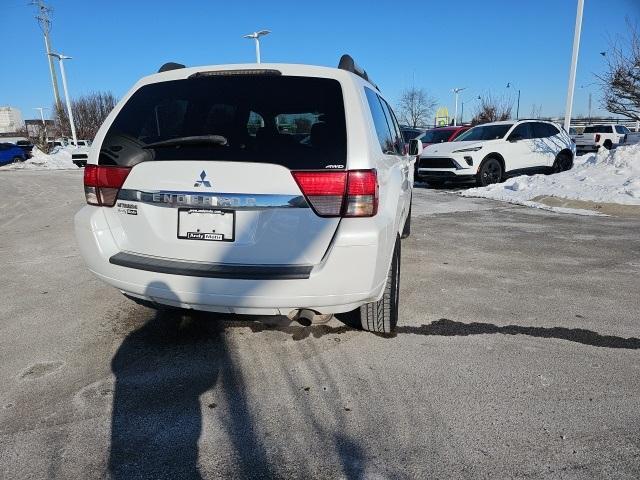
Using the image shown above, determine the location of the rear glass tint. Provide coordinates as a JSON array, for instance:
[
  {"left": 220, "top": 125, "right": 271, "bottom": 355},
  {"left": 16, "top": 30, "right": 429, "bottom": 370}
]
[
  {"left": 420, "top": 129, "right": 455, "bottom": 143},
  {"left": 584, "top": 125, "right": 613, "bottom": 133},
  {"left": 99, "top": 75, "right": 346, "bottom": 169}
]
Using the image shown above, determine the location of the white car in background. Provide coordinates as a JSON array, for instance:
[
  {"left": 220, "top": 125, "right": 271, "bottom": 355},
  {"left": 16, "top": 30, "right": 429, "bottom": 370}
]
[
  {"left": 573, "top": 124, "right": 630, "bottom": 155},
  {"left": 417, "top": 120, "right": 575, "bottom": 187},
  {"left": 74, "top": 56, "right": 419, "bottom": 334}
]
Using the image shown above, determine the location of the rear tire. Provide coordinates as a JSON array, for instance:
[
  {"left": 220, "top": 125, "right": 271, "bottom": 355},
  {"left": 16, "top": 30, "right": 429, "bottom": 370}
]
[
  {"left": 476, "top": 157, "right": 503, "bottom": 187},
  {"left": 357, "top": 235, "right": 400, "bottom": 334},
  {"left": 12, "top": 156, "right": 23, "bottom": 164}
]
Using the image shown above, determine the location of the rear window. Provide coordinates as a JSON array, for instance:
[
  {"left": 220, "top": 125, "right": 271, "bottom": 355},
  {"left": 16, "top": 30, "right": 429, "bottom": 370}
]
[
  {"left": 532, "top": 122, "right": 560, "bottom": 138},
  {"left": 584, "top": 125, "right": 613, "bottom": 133},
  {"left": 419, "top": 129, "right": 455, "bottom": 143},
  {"left": 99, "top": 74, "right": 347, "bottom": 169}
]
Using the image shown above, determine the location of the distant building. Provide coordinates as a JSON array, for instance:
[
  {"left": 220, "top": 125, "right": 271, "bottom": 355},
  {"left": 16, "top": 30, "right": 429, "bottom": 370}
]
[
  {"left": 25, "top": 119, "right": 55, "bottom": 138},
  {"left": 0, "top": 106, "right": 24, "bottom": 134}
]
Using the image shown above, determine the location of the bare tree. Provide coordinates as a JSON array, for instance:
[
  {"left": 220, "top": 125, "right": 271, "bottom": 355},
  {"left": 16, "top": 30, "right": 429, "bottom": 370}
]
[
  {"left": 530, "top": 103, "right": 543, "bottom": 119},
  {"left": 16, "top": 125, "right": 50, "bottom": 152},
  {"left": 54, "top": 91, "right": 118, "bottom": 140},
  {"left": 597, "top": 19, "right": 640, "bottom": 120},
  {"left": 396, "top": 87, "right": 437, "bottom": 128},
  {"left": 471, "top": 93, "right": 513, "bottom": 124}
]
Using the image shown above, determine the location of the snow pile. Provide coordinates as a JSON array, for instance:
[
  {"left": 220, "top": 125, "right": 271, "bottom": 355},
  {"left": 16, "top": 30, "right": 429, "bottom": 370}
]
[
  {"left": 0, "top": 146, "right": 79, "bottom": 171},
  {"left": 461, "top": 145, "right": 640, "bottom": 210}
]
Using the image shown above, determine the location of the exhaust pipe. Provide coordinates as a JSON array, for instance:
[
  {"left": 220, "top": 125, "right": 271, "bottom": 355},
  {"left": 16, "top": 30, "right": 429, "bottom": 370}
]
[{"left": 287, "top": 309, "right": 333, "bottom": 326}]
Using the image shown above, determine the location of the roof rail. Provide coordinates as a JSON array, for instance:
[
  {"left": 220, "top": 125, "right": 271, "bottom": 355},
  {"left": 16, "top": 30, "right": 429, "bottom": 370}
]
[
  {"left": 338, "top": 54, "right": 378, "bottom": 90},
  {"left": 158, "top": 62, "right": 186, "bottom": 73}
]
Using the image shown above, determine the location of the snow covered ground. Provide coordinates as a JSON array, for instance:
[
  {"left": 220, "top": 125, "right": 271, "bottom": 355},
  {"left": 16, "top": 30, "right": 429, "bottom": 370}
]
[
  {"left": 461, "top": 145, "right": 640, "bottom": 214},
  {"left": 0, "top": 146, "right": 79, "bottom": 171}
]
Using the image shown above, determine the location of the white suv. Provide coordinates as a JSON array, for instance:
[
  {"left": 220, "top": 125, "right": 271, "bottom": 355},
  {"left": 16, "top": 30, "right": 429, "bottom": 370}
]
[
  {"left": 74, "top": 56, "right": 419, "bottom": 334},
  {"left": 417, "top": 120, "right": 575, "bottom": 186}
]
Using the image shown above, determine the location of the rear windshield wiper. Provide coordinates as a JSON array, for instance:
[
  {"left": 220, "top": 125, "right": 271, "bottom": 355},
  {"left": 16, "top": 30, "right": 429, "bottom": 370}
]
[{"left": 142, "top": 135, "right": 228, "bottom": 149}]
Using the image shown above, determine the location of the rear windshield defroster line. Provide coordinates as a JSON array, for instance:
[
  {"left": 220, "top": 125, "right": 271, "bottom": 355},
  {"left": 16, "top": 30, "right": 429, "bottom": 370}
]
[{"left": 99, "top": 75, "right": 347, "bottom": 171}]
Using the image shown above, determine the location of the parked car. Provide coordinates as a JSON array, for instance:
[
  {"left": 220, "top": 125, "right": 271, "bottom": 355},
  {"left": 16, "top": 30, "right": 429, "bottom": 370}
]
[
  {"left": 418, "top": 126, "right": 470, "bottom": 147},
  {"left": 69, "top": 139, "right": 92, "bottom": 148},
  {"left": 15, "top": 140, "right": 34, "bottom": 159},
  {"left": 74, "top": 56, "right": 419, "bottom": 334},
  {"left": 47, "top": 140, "right": 65, "bottom": 149},
  {"left": 568, "top": 127, "right": 579, "bottom": 143},
  {"left": 400, "top": 127, "right": 424, "bottom": 143},
  {"left": 573, "top": 124, "right": 629, "bottom": 155},
  {"left": 0, "top": 143, "right": 26, "bottom": 166},
  {"left": 71, "top": 146, "right": 91, "bottom": 167},
  {"left": 417, "top": 120, "right": 575, "bottom": 186}
]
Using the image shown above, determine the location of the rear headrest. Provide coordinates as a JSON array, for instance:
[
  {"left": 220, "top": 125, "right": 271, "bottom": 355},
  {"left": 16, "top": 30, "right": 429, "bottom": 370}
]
[{"left": 310, "top": 122, "right": 331, "bottom": 149}]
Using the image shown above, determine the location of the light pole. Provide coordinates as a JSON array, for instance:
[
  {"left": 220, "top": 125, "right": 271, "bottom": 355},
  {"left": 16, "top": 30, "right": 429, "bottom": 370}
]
[
  {"left": 34, "top": 107, "right": 49, "bottom": 142},
  {"left": 564, "top": 0, "right": 585, "bottom": 131},
  {"left": 461, "top": 96, "right": 481, "bottom": 124},
  {"left": 32, "top": 0, "right": 62, "bottom": 111},
  {"left": 243, "top": 30, "right": 271, "bottom": 63},
  {"left": 580, "top": 82, "right": 597, "bottom": 124},
  {"left": 506, "top": 82, "right": 521, "bottom": 119},
  {"left": 452, "top": 87, "right": 466, "bottom": 126},
  {"left": 48, "top": 52, "right": 77, "bottom": 147}
]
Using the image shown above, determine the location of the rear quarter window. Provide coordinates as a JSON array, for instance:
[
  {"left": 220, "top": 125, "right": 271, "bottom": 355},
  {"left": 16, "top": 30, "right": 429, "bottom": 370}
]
[{"left": 99, "top": 75, "right": 347, "bottom": 170}]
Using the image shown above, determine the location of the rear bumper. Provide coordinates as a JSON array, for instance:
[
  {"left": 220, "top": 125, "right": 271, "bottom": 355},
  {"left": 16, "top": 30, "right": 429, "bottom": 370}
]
[
  {"left": 74, "top": 206, "right": 388, "bottom": 315},
  {"left": 575, "top": 144, "right": 599, "bottom": 154}
]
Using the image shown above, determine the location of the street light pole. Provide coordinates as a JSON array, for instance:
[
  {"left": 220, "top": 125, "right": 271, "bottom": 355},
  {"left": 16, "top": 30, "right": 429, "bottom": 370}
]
[
  {"left": 462, "top": 96, "right": 481, "bottom": 124},
  {"left": 34, "top": 107, "right": 49, "bottom": 142},
  {"left": 452, "top": 87, "right": 465, "bottom": 126},
  {"left": 32, "top": 1, "right": 62, "bottom": 111},
  {"left": 243, "top": 30, "right": 271, "bottom": 63},
  {"left": 506, "top": 83, "right": 521, "bottom": 119},
  {"left": 564, "top": 0, "right": 585, "bottom": 132},
  {"left": 48, "top": 53, "right": 77, "bottom": 147}
]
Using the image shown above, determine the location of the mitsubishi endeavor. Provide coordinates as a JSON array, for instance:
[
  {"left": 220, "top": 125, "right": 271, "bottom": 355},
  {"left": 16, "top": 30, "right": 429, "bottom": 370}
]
[{"left": 74, "top": 56, "right": 420, "bottom": 334}]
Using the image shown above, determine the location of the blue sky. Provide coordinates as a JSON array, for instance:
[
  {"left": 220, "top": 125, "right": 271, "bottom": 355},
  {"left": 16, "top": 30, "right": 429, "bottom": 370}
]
[{"left": 1, "top": 0, "right": 639, "bottom": 122}]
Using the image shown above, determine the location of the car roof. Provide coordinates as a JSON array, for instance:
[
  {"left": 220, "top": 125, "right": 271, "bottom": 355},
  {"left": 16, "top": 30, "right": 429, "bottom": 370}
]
[
  {"left": 428, "top": 126, "right": 468, "bottom": 130},
  {"left": 136, "top": 63, "right": 379, "bottom": 91}
]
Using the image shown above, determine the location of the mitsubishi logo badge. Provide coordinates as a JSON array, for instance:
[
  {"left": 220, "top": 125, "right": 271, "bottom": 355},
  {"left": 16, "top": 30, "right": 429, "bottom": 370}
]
[{"left": 194, "top": 170, "right": 211, "bottom": 188}]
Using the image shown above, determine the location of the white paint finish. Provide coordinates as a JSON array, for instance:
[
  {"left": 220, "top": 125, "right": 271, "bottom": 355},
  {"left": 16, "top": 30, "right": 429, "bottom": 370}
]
[
  {"left": 419, "top": 120, "right": 575, "bottom": 178},
  {"left": 75, "top": 62, "right": 413, "bottom": 313}
]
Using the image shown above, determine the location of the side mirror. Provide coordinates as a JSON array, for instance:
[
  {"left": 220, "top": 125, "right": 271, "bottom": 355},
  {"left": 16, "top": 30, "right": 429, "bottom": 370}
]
[
  {"left": 508, "top": 134, "right": 522, "bottom": 142},
  {"left": 408, "top": 138, "right": 423, "bottom": 156}
]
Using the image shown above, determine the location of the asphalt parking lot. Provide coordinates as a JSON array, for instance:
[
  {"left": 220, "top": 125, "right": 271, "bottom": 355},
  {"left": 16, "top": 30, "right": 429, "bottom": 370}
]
[{"left": 1, "top": 170, "right": 639, "bottom": 479}]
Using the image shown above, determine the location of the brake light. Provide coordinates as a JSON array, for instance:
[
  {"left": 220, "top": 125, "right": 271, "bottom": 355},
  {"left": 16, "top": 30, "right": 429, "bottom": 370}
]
[
  {"left": 291, "top": 171, "right": 346, "bottom": 216},
  {"left": 84, "top": 164, "right": 131, "bottom": 207},
  {"left": 291, "top": 170, "right": 378, "bottom": 217},
  {"left": 595, "top": 134, "right": 601, "bottom": 143}
]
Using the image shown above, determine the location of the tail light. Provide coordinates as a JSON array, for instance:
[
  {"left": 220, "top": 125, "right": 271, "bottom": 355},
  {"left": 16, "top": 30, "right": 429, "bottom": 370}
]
[
  {"left": 595, "top": 134, "right": 601, "bottom": 143},
  {"left": 84, "top": 164, "right": 131, "bottom": 207},
  {"left": 344, "top": 170, "right": 378, "bottom": 217},
  {"left": 291, "top": 170, "right": 378, "bottom": 218}
]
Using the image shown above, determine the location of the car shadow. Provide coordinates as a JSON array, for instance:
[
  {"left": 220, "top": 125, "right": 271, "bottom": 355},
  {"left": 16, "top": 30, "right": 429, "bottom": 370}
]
[
  {"left": 395, "top": 318, "right": 640, "bottom": 349},
  {"left": 250, "top": 315, "right": 640, "bottom": 350},
  {"left": 413, "top": 181, "right": 472, "bottom": 191}
]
